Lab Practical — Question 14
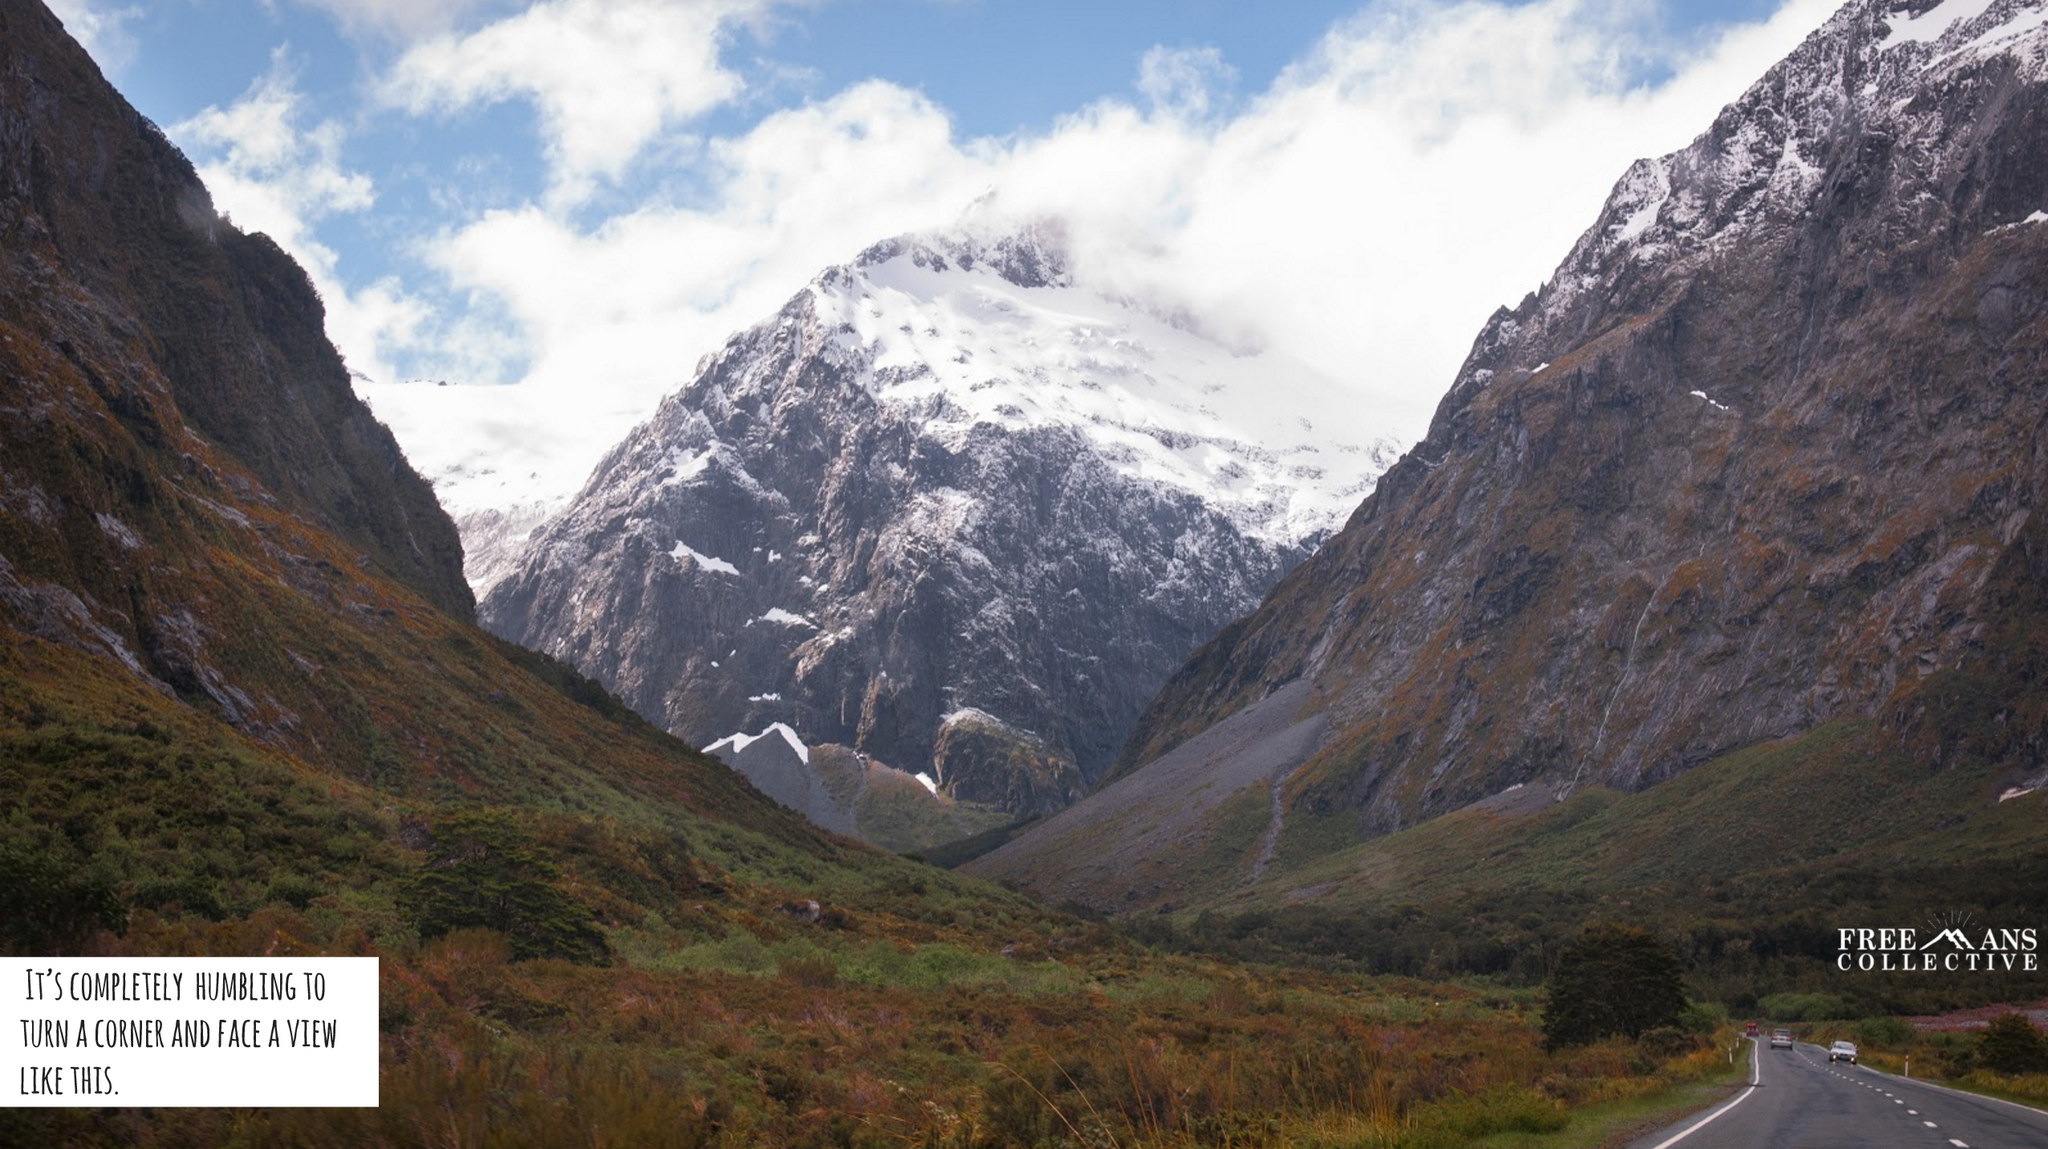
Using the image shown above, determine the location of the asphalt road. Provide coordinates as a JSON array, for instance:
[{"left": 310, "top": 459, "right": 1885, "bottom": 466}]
[{"left": 1629, "top": 1039, "right": 2048, "bottom": 1148}]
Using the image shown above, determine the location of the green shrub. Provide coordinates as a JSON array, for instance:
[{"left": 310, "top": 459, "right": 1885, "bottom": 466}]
[
  {"left": 399, "top": 810, "right": 608, "bottom": 964},
  {"left": 1978, "top": 1013, "right": 2048, "bottom": 1075},
  {"left": 1677, "top": 1000, "right": 1727, "bottom": 1035},
  {"left": 1542, "top": 923, "right": 1685, "bottom": 1049}
]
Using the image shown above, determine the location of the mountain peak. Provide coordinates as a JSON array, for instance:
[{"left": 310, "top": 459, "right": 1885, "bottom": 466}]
[
  {"left": 483, "top": 213, "right": 1404, "bottom": 835},
  {"left": 855, "top": 215, "right": 1073, "bottom": 290}
]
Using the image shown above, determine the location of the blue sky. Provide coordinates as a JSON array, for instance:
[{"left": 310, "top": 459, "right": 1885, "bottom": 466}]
[
  {"left": 101, "top": 1, "right": 1789, "bottom": 136},
  {"left": 48, "top": 0, "right": 1840, "bottom": 519}
]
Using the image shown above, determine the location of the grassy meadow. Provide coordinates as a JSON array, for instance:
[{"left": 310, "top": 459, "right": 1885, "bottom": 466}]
[{"left": 0, "top": 628, "right": 1755, "bottom": 1148}]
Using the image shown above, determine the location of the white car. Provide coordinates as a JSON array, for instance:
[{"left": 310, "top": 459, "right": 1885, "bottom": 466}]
[
  {"left": 1828, "top": 1040, "right": 1858, "bottom": 1064},
  {"left": 1770, "top": 1028, "right": 1794, "bottom": 1049}
]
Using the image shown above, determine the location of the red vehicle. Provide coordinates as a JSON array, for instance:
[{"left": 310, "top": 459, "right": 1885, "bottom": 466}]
[{"left": 1746, "top": 1021, "right": 1759, "bottom": 1036}]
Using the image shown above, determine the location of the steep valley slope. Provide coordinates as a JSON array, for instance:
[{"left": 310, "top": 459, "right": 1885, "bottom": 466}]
[
  {"left": 970, "top": 0, "right": 2048, "bottom": 913},
  {"left": 0, "top": 0, "right": 873, "bottom": 941}
]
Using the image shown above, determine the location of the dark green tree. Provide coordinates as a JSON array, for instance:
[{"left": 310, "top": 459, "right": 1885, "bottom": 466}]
[
  {"left": 1542, "top": 923, "right": 1686, "bottom": 1050},
  {"left": 1978, "top": 1012, "right": 2048, "bottom": 1075},
  {"left": 400, "top": 811, "right": 608, "bottom": 964}
]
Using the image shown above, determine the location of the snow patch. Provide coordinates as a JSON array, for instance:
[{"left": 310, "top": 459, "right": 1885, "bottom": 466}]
[
  {"left": 1689, "top": 389, "right": 1731, "bottom": 412},
  {"left": 1880, "top": 0, "right": 1998, "bottom": 48},
  {"left": 657, "top": 446, "right": 714, "bottom": 487},
  {"left": 706, "top": 722, "right": 811, "bottom": 765},
  {"left": 2000, "top": 785, "right": 2038, "bottom": 803},
  {"left": 914, "top": 772, "right": 939, "bottom": 794},
  {"left": 1612, "top": 158, "right": 1671, "bottom": 243},
  {"left": 670, "top": 541, "right": 740, "bottom": 576},
  {"left": 761, "top": 607, "right": 818, "bottom": 627},
  {"left": 1766, "top": 134, "right": 1825, "bottom": 206},
  {"left": 748, "top": 692, "right": 782, "bottom": 702},
  {"left": 1991, "top": 210, "right": 2048, "bottom": 234},
  {"left": 940, "top": 706, "right": 1046, "bottom": 741},
  {"left": 1948, "top": 4, "right": 2048, "bottom": 59},
  {"left": 1617, "top": 197, "right": 1663, "bottom": 242}
]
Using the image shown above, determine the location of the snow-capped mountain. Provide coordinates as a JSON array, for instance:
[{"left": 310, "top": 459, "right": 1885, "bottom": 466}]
[
  {"left": 480, "top": 218, "right": 1400, "bottom": 823},
  {"left": 972, "top": 0, "right": 2048, "bottom": 904},
  {"left": 816, "top": 221, "right": 1390, "bottom": 545},
  {"left": 1437, "top": 0, "right": 2048, "bottom": 417}
]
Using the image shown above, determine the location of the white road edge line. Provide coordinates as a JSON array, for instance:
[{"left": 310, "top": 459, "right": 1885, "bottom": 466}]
[
  {"left": 1857, "top": 1064, "right": 2048, "bottom": 1119},
  {"left": 1645, "top": 1038, "right": 1761, "bottom": 1149}
]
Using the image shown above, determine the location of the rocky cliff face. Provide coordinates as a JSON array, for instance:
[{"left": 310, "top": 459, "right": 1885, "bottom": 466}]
[
  {"left": 0, "top": 0, "right": 783, "bottom": 827},
  {"left": 0, "top": 1, "right": 472, "bottom": 620},
  {"left": 974, "top": 0, "right": 2048, "bottom": 901},
  {"left": 481, "top": 222, "right": 1399, "bottom": 820},
  {"left": 0, "top": 0, "right": 491, "bottom": 753}
]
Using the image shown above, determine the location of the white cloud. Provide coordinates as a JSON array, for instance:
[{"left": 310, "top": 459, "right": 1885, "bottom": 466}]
[
  {"left": 985, "top": 0, "right": 1845, "bottom": 434},
  {"left": 375, "top": 81, "right": 992, "bottom": 509},
  {"left": 173, "top": 51, "right": 428, "bottom": 383},
  {"left": 383, "top": 0, "right": 771, "bottom": 204},
  {"left": 45, "top": 0, "right": 143, "bottom": 73},
  {"left": 368, "top": 0, "right": 1841, "bottom": 522},
  {"left": 287, "top": 0, "right": 520, "bottom": 38},
  {"left": 1137, "top": 45, "right": 1237, "bottom": 120}
]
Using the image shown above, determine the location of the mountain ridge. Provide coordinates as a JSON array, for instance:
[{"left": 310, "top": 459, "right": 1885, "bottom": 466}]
[{"left": 972, "top": 0, "right": 2048, "bottom": 906}]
